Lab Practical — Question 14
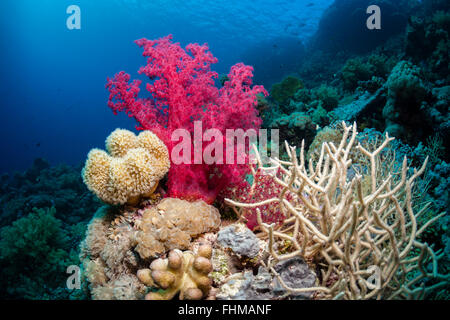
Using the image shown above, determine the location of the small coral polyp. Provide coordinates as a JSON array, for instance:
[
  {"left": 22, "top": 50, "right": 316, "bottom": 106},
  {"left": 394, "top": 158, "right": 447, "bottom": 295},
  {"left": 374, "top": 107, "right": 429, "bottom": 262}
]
[{"left": 82, "top": 128, "right": 170, "bottom": 205}]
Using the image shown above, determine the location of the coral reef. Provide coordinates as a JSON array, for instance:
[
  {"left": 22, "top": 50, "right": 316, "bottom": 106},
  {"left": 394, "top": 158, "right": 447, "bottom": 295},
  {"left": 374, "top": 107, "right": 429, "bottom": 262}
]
[
  {"left": 137, "top": 244, "right": 213, "bottom": 300},
  {"left": 0, "top": 159, "right": 99, "bottom": 300},
  {"left": 269, "top": 112, "right": 317, "bottom": 149},
  {"left": 312, "top": 85, "right": 339, "bottom": 111},
  {"left": 406, "top": 10, "right": 450, "bottom": 80},
  {"left": 82, "top": 129, "right": 170, "bottom": 205},
  {"left": 2, "top": 0, "right": 449, "bottom": 302},
  {"left": 0, "top": 207, "right": 85, "bottom": 299},
  {"left": 340, "top": 57, "right": 373, "bottom": 92},
  {"left": 383, "top": 61, "right": 428, "bottom": 138},
  {"left": 226, "top": 122, "right": 449, "bottom": 299},
  {"left": 0, "top": 158, "right": 100, "bottom": 227},
  {"left": 340, "top": 54, "right": 397, "bottom": 92}
]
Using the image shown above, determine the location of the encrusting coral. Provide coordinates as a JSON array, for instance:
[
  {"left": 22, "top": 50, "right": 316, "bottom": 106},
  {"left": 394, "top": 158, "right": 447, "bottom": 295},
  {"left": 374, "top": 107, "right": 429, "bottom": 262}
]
[
  {"left": 135, "top": 198, "right": 221, "bottom": 259},
  {"left": 137, "top": 244, "right": 213, "bottom": 300},
  {"left": 82, "top": 129, "right": 170, "bottom": 205},
  {"left": 226, "top": 122, "right": 449, "bottom": 299}
]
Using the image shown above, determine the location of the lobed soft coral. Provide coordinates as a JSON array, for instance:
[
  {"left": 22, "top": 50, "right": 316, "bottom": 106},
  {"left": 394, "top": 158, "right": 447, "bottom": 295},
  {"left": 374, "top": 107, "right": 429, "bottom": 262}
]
[
  {"left": 135, "top": 198, "right": 221, "bottom": 259},
  {"left": 82, "top": 129, "right": 170, "bottom": 205},
  {"left": 106, "top": 35, "right": 267, "bottom": 204},
  {"left": 137, "top": 244, "right": 213, "bottom": 300}
]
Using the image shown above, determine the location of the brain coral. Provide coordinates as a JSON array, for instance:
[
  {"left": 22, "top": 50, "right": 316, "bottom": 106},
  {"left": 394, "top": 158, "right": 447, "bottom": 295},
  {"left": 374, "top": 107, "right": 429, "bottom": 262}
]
[
  {"left": 82, "top": 129, "right": 170, "bottom": 205},
  {"left": 135, "top": 198, "right": 221, "bottom": 259}
]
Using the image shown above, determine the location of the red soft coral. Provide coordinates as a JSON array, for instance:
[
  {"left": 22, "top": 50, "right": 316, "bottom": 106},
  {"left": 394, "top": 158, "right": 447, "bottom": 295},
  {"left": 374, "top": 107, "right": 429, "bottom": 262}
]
[{"left": 106, "top": 35, "right": 267, "bottom": 204}]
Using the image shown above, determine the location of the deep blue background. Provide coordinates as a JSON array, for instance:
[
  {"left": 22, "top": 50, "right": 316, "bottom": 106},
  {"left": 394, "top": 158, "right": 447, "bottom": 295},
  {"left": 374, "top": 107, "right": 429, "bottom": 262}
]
[{"left": 0, "top": 0, "right": 334, "bottom": 173}]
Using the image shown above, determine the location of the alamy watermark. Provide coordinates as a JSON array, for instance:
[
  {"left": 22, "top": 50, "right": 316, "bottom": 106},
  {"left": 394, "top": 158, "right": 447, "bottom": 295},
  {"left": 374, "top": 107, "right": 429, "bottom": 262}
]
[
  {"left": 367, "top": 5, "right": 381, "bottom": 30},
  {"left": 66, "top": 265, "right": 81, "bottom": 290},
  {"left": 170, "top": 121, "right": 279, "bottom": 167},
  {"left": 66, "top": 5, "right": 81, "bottom": 30},
  {"left": 366, "top": 265, "right": 381, "bottom": 290}
]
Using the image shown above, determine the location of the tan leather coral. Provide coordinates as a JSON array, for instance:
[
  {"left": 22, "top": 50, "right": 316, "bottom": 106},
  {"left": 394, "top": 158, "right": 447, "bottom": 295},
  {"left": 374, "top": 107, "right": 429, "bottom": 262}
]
[{"left": 82, "top": 129, "right": 170, "bottom": 205}]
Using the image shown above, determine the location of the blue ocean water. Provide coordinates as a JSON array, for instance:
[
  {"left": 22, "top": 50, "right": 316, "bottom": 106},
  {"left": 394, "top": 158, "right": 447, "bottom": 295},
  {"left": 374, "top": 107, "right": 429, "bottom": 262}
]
[
  {"left": 0, "top": 0, "right": 448, "bottom": 301},
  {"left": 0, "top": 0, "right": 333, "bottom": 173}
]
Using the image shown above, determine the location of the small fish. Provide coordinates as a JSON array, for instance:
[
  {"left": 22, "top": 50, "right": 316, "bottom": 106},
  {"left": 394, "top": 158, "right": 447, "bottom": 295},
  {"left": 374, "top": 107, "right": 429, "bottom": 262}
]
[
  {"left": 36, "top": 142, "right": 41, "bottom": 147},
  {"left": 306, "top": 3, "right": 314, "bottom": 7}
]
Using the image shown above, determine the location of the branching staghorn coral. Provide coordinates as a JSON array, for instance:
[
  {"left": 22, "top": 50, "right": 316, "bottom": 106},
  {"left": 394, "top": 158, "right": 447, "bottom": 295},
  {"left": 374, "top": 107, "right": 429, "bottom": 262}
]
[{"left": 226, "top": 122, "right": 449, "bottom": 300}]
